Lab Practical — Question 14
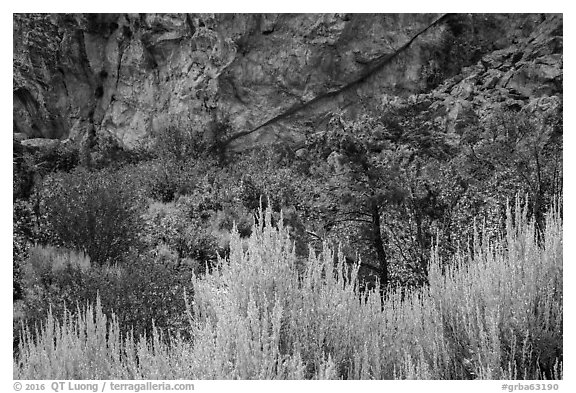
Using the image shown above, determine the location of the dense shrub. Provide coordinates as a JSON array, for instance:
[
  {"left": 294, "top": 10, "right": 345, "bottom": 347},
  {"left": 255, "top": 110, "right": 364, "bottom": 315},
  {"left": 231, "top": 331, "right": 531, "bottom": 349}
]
[
  {"left": 39, "top": 168, "right": 144, "bottom": 265},
  {"left": 15, "top": 245, "right": 195, "bottom": 352},
  {"left": 152, "top": 125, "right": 205, "bottom": 162},
  {"left": 13, "top": 139, "right": 35, "bottom": 200},
  {"left": 13, "top": 200, "right": 37, "bottom": 300},
  {"left": 124, "top": 155, "right": 229, "bottom": 203},
  {"left": 14, "top": 141, "right": 79, "bottom": 192},
  {"left": 129, "top": 158, "right": 191, "bottom": 203},
  {"left": 151, "top": 118, "right": 232, "bottom": 163},
  {"left": 142, "top": 199, "right": 221, "bottom": 273},
  {"left": 87, "top": 131, "right": 137, "bottom": 169},
  {"left": 98, "top": 255, "right": 195, "bottom": 339},
  {"left": 15, "top": 297, "right": 192, "bottom": 379},
  {"left": 141, "top": 194, "right": 254, "bottom": 274},
  {"left": 14, "top": 245, "right": 94, "bottom": 354},
  {"left": 15, "top": 202, "right": 562, "bottom": 379},
  {"left": 38, "top": 142, "right": 80, "bottom": 173}
]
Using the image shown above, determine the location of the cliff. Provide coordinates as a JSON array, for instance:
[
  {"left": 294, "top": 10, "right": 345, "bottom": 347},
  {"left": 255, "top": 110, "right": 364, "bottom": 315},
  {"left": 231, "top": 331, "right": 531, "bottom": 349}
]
[{"left": 13, "top": 13, "right": 562, "bottom": 151}]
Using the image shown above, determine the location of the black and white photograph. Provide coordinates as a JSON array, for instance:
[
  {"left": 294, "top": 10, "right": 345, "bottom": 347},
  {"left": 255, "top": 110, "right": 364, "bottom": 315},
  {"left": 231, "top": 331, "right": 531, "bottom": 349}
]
[{"left": 12, "top": 10, "right": 564, "bottom": 383}]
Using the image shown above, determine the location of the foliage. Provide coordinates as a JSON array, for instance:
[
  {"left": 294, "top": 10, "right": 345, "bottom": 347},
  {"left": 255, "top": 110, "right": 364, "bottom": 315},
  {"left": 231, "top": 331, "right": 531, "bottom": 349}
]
[
  {"left": 15, "top": 245, "right": 195, "bottom": 353},
  {"left": 15, "top": 203, "right": 562, "bottom": 379},
  {"left": 88, "top": 131, "right": 138, "bottom": 169},
  {"left": 425, "top": 199, "right": 563, "bottom": 379},
  {"left": 459, "top": 106, "right": 563, "bottom": 237},
  {"left": 13, "top": 200, "right": 38, "bottom": 301},
  {"left": 13, "top": 140, "right": 80, "bottom": 199},
  {"left": 152, "top": 125, "right": 205, "bottom": 162},
  {"left": 137, "top": 158, "right": 193, "bottom": 203},
  {"left": 296, "top": 100, "right": 563, "bottom": 290},
  {"left": 15, "top": 297, "right": 195, "bottom": 379},
  {"left": 231, "top": 148, "right": 313, "bottom": 256},
  {"left": 151, "top": 118, "right": 232, "bottom": 163},
  {"left": 141, "top": 198, "right": 223, "bottom": 274},
  {"left": 39, "top": 167, "right": 144, "bottom": 265},
  {"left": 13, "top": 140, "right": 35, "bottom": 200},
  {"left": 37, "top": 143, "right": 80, "bottom": 173},
  {"left": 12, "top": 13, "right": 563, "bottom": 381},
  {"left": 14, "top": 245, "right": 94, "bottom": 354},
  {"left": 125, "top": 152, "right": 231, "bottom": 203},
  {"left": 302, "top": 102, "right": 458, "bottom": 287}
]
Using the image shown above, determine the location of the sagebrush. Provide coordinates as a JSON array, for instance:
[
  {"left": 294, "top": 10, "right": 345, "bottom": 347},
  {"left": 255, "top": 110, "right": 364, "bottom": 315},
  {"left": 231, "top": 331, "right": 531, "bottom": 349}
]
[{"left": 15, "top": 201, "right": 562, "bottom": 379}]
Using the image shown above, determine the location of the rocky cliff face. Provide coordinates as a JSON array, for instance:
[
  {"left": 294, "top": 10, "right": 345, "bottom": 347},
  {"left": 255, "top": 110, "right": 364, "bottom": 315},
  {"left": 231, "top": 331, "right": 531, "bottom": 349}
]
[{"left": 13, "top": 13, "right": 562, "bottom": 151}]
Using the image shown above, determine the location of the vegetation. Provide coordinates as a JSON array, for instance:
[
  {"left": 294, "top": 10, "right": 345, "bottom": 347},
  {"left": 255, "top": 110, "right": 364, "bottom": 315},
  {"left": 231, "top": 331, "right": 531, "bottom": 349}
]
[
  {"left": 14, "top": 202, "right": 562, "bottom": 379},
  {"left": 13, "top": 100, "right": 562, "bottom": 379},
  {"left": 39, "top": 168, "right": 144, "bottom": 265}
]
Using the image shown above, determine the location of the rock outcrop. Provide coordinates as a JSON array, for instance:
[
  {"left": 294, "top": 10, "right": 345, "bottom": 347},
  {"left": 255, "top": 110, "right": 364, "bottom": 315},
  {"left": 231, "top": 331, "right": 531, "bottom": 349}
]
[{"left": 13, "top": 13, "right": 562, "bottom": 151}]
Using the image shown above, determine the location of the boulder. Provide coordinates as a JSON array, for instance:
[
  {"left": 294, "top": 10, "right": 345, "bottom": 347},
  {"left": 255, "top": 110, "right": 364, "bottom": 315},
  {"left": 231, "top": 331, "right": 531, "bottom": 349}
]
[{"left": 13, "top": 133, "right": 28, "bottom": 142}]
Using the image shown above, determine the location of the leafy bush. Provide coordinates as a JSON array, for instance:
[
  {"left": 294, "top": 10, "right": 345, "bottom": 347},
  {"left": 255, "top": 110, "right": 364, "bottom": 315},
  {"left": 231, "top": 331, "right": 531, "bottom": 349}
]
[
  {"left": 15, "top": 202, "right": 562, "bottom": 379},
  {"left": 13, "top": 200, "right": 37, "bottom": 300},
  {"left": 98, "top": 256, "right": 195, "bottom": 339},
  {"left": 129, "top": 158, "right": 191, "bottom": 203},
  {"left": 39, "top": 168, "right": 144, "bottom": 265},
  {"left": 141, "top": 197, "right": 230, "bottom": 274},
  {"left": 15, "top": 245, "right": 195, "bottom": 355},
  {"left": 152, "top": 125, "right": 205, "bottom": 162},
  {"left": 37, "top": 142, "right": 80, "bottom": 173},
  {"left": 23, "top": 245, "right": 91, "bottom": 278},
  {"left": 14, "top": 297, "right": 194, "bottom": 379},
  {"left": 125, "top": 155, "right": 227, "bottom": 203},
  {"left": 151, "top": 118, "right": 232, "bottom": 163},
  {"left": 13, "top": 140, "right": 36, "bottom": 200},
  {"left": 14, "top": 245, "right": 95, "bottom": 354}
]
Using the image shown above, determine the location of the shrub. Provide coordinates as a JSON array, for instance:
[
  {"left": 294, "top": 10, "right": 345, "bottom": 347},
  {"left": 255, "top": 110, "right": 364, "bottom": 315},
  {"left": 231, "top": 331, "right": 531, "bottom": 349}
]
[
  {"left": 38, "top": 142, "right": 79, "bottom": 173},
  {"left": 137, "top": 158, "right": 191, "bottom": 203},
  {"left": 13, "top": 200, "right": 37, "bottom": 300},
  {"left": 425, "top": 199, "right": 563, "bottom": 379},
  {"left": 39, "top": 167, "right": 144, "bottom": 265},
  {"left": 15, "top": 201, "right": 562, "bottom": 379},
  {"left": 14, "top": 245, "right": 94, "bottom": 355},
  {"left": 98, "top": 255, "right": 195, "bottom": 339},
  {"left": 151, "top": 124, "right": 206, "bottom": 162},
  {"left": 17, "top": 246, "right": 90, "bottom": 321},
  {"left": 141, "top": 198, "right": 224, "bottom": 274},
  {"left": 126, "top": 155, "right": 227, "bottom": 203},
  {"left": 23, "top": 245, "right": 91, "bottom": 278},
  {"left": 15, "top": 245, "right": 195, "bottom": 356},
  {"left": 14, "top": 297, "right": 195, "bottom": 379},
  {"left": 13, "top": 139, "right": 36, "bottom": 200}
]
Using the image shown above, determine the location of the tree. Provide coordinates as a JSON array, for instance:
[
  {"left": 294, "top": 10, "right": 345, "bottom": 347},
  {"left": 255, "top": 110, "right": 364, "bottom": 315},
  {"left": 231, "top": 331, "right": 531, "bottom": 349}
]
[
  {"left": 459, "top": 104, "right": 563, "bottom": 242},
  {"left": 305, "top": 101, "right": 457, "bottom": 294},
  {"left": 39, "top": 168, "right": 144, "bottom": 265}
]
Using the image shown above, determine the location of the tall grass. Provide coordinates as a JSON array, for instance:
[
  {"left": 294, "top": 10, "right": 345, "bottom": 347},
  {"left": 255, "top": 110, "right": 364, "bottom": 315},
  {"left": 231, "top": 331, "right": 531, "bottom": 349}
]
[{"left": 14, "top": 201, "right": 562, "bottom": 379}]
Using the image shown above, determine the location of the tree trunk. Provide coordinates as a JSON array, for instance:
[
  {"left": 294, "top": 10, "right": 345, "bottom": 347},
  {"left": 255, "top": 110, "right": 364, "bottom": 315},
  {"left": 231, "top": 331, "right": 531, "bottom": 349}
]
[
  {"left": 533, "top": 147, "right": 545, "bottom": 246},
  {"left": 413, "top": 207, "right": 428, "bottom": 277},
  {"left": 371, "top": 203, "right": 388, "bottom": 303}
]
